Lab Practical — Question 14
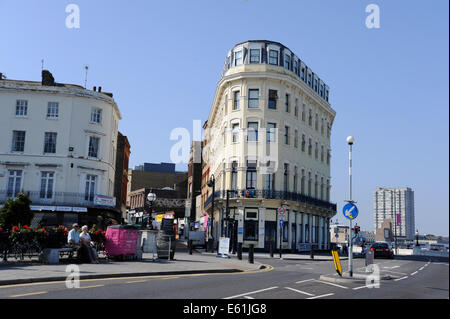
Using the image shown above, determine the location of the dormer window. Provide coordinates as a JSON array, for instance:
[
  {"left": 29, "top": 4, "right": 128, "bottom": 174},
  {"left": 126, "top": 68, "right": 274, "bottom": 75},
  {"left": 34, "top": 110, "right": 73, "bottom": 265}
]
[
  {"left": 235, "top": 50, "right": 243, "bottom": 66},
  {"left": 284, "top": 54, "right": 291, "bottom": 70},
  {"left": 269, "top": 50, "right": 278, "bottom": 65},
  {"left": 250, "top": 49, "right": 260, "bottom": 63}
]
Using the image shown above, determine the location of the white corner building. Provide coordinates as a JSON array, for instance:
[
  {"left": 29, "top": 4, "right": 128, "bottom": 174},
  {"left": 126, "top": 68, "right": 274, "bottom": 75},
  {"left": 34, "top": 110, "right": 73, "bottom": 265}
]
[{"left": 203, "top": 40, "right": 336, "bottom": 252}]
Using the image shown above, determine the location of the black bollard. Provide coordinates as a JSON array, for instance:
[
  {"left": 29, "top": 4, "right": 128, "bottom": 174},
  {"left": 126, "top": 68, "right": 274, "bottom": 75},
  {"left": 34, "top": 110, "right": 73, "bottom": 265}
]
[
  {"left": 270, "top": 241, "right": 274, "bottom": 258},
  {"left": 189, "top": 240, "right": 193, "bottom": 255},
  {"left": 237, "top": 243, "right": 242, "bottom": 260},
  {"left": 310, "top": 244, "right": 315, "bottom": 259},
  {"left": 248, "top": 244, "right": 254, "bottom": 264}
]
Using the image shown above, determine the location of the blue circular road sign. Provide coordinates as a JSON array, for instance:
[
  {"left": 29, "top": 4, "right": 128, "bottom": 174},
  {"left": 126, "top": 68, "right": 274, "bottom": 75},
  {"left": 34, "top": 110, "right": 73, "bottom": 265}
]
[{"left": 343, "top": 203, "right": 358, "bottom": 220}]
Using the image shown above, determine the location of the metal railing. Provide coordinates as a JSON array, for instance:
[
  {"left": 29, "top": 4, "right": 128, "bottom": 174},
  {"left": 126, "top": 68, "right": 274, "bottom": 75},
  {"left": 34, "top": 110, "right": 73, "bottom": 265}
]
[
  {"left": 0, "top": 190, "right": 114, "bottom": 208},
  {"left": 204, "top": 189, "right": 336, "bottom": 212}
]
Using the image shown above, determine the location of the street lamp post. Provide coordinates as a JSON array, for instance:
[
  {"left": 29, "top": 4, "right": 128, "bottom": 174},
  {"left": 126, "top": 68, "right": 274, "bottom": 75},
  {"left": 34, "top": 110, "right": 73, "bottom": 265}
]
[
  {"left": 225, "top": 190, "right": 237, "bottom": 253},
  {"left": 207, "top": 174, "right": 215, "bottom": 253},
  {"left": 346, "top": 136, "right": 355, "bottom": 277},
  {"left": 393, "top": 189, "right": 398, "bottom": 255},
  {"left": 416, "top": 229, "right": 420, "bottom": 247},
  {"left": 147, "top": 191, "right": 157, "bottom": 229}
]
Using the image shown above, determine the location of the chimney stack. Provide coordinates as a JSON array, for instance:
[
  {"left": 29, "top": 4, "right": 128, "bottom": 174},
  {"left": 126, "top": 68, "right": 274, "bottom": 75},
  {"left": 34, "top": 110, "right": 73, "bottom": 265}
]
[
  {"left": 93, "top": 86, "right": 97, "bottom": 92},
  {"left": 42, "top": 70, "right": 55, "bottom": 86},
  {"left": 98, "top": 86, "right": 102, "bottom": 92}
]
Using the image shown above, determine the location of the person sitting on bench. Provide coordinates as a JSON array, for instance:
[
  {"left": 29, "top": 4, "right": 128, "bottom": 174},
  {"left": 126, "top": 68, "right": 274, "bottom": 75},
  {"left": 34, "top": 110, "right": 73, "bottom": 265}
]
[{"left": 80, "top": 225, "right": 99, "bottom": 264}]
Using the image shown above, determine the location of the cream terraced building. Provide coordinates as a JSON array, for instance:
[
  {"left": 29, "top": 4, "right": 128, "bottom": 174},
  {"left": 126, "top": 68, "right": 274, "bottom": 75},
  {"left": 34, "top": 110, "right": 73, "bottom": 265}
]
[
  {"left": 0, "top": 71, "right": 122, "bottom": 228},
  {"left": 203, "top": 40, "right": 337, "bottom": 252}
]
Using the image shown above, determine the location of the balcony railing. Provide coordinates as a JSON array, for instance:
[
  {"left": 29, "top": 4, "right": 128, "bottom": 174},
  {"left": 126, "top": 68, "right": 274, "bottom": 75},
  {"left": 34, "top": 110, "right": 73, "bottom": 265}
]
[
  {"left": 0, "top": 190, "right": 115, "bottom": 208},
  {"left": 204, "top": 189, "right": 336, "bottom": 212}
]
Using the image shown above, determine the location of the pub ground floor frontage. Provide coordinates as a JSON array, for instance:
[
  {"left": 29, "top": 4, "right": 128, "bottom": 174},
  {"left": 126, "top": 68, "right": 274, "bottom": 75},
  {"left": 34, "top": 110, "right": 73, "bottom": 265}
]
[
  {"left": 207, "top": 199, "right": 335, "bottom": 253},
  {"left": 29, "top": 206, "right": 121, "bottom": 230}
]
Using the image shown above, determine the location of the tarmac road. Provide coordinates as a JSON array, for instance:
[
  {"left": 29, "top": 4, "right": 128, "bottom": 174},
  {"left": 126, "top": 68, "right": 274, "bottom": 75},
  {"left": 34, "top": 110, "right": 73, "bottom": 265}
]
[{"left": 0, "top": 255, "right": 447, "bottom": 300}]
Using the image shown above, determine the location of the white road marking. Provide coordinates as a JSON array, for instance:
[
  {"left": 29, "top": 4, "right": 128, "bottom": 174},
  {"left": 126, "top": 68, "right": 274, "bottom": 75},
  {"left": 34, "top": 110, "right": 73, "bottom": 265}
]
[
  {"left": 243, "top": 296, "right": 255, "bottom": 299},
  {"left": 383, "top": 265, "right": 400, "bottom": 269},
  {"left": 295, "top": 279, "right": 315, "bottom": 284},
  {"left": 307, "top": 293, "right": 334, "bottom": 299},
  {"left": 284, "top": 287, "right": 315, "bottom": 297},
  {"left": 381, "top": 270, "right": 408, "bottom": 275},
  {"left": 411, "top": 271, "right": 418, "bottom": 276},
  {"left": 394, "top": 276, "right": 408, "bottom": 281},
  {"left": 353, "top": 285, "right": 369, "bottom": 290},
  {"left": 126, "top": 280, "right": 147, "bottom": 284},
  {"left": 315, "top": 280, "right": 349, "bottom": 289},
  {"left": 223, "top": 286, "right": 279, "bottom": 299},
  {"left": 419, "top": 267, "right": 424, "bottom": 271}
]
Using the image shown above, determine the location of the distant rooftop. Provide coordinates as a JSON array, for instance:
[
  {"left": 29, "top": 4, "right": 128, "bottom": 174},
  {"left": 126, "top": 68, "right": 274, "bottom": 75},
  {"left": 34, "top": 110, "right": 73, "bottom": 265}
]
[{"left": 133, "top": 162, "right": 178, "bottom": 173}]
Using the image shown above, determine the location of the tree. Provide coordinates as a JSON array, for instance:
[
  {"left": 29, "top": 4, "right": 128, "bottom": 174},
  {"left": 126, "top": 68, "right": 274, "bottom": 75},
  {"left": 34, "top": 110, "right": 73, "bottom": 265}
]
[{"left": 0, "top": 193, "right": 34, "bottom": 231}]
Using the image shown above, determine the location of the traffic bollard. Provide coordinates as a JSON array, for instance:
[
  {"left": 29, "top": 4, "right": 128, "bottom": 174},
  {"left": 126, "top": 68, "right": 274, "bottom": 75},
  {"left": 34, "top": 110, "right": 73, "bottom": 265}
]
[
  {"left": 310, "top": 244, "right": 315, "bottom": 259},
  {"left": 270, "top": 241, "right": 274, "bottom": 258},
  {"left": 237, "top": 243, "right": 242, "bottom": 260},
  {"left": 189, "top": 240, "right": 193, "bottom": 255},
  {"left": 248, "top": 244, "right": 254, "bottom": 264}
]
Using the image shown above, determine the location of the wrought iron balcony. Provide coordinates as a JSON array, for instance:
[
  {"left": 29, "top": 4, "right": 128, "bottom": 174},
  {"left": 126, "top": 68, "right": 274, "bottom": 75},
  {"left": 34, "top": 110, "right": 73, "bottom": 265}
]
[
  {"left": 204, "top": 189, "right": 336, "bottom": 212},
  {"left": 0, "top": 190, "right": 116, "bottom": 209}
]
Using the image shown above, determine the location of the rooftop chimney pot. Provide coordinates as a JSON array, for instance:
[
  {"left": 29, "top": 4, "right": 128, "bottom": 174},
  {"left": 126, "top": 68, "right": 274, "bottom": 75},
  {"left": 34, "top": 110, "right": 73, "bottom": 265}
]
[{"left": 42, "top": 70, "right": 55, "bottom": 86}]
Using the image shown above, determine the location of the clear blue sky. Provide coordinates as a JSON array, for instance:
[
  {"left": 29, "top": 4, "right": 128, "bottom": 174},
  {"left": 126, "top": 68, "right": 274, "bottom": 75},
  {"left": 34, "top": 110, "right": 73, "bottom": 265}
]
[{"left": 1, "top": 0, "right": 448, "bottom": 236}]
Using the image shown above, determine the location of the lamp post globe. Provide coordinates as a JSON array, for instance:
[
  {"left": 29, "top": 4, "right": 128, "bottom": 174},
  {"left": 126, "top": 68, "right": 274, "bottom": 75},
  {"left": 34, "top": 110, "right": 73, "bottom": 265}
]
[
  {"left": 147, "top": 192, "right": 157, "bottom": 202},
  {"left": 347, "top": 136, "right": 355, "bottom": 145}
]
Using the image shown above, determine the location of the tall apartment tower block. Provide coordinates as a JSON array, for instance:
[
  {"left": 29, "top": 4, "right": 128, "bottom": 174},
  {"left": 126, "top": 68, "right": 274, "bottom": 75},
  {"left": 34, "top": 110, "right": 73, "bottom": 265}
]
[{"left": 374, "top": 187, "right": 415, "bottom": 240}]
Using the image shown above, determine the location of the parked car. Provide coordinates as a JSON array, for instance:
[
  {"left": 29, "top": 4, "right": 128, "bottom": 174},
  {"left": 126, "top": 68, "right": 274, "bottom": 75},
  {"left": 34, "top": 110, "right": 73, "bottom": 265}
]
[{"left": 370, "top": 242, "right": 394, "bottom": 259}]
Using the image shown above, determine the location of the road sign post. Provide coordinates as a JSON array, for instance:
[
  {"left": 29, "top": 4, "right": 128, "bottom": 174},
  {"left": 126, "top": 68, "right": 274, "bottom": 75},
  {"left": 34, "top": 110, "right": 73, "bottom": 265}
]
[
  {"left": 279, "top": 219, "right": 284, "bottom": 259},
  {"left": 346, "top": 136, "right": 356, "bottom": 277},
  {"left": 343, "top": 202, "right": 358, "bottom": 277}
]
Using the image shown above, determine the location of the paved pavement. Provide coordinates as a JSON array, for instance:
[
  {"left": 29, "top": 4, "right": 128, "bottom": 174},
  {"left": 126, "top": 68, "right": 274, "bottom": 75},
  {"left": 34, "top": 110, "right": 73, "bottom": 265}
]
[{"left": 0, "top": 252, "right": 263, "bottom": 286}]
